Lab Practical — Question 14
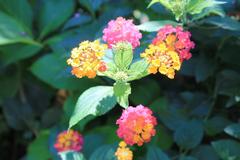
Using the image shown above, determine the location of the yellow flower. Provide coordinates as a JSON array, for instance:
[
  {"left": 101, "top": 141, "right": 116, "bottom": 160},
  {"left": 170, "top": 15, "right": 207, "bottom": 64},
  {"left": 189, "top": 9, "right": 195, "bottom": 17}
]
[
  {"left": 141, "top": 41, "right": 181, "bottom": 79},
  {"left": 67, "top": 40, "right": 107, "bottom": 78},
  {"left": 115, "top": 141, "right": 133, "bottom": 160}
]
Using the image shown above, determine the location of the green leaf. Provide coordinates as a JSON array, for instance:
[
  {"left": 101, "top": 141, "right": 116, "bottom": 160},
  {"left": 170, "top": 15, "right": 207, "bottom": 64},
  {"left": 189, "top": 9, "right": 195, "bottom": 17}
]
[
  {"left": 174, "top": 120, "right": 204, "bottom": 149},
  {"left": 0, "top": 65, "right": 20, "bottom": 98},
  {"left": 87, "top": 126, "right": 118, "bottom": 144},
  {"left": 146, "top": 145, "right": 170, "bottom": 160},
  {"left": 137, "top": 20, "right": 179, "bottom": 32},
  {"left": 63, "top": 13, "right": 92, "bottom": 30},
  {"left": 0, "top": 11, "right": 34, "bottom": 45},
  {"left": 38, "top": 0, "right": 75, "bottom": 39},
  {"left": 89, "top": 144, "right": 117, "bottom": 160},
  {"left": 127, "top": 59, "right": 149, "bottom": 81},
  {"left": 0, "top": 0, "right": 33, "bottom": 30},
  {"left": 69, "top": 86, "right": 116, "bottom": 128},
  {"left": 27, "top": 131, "right": 52, "bottom": 160},
  {"left": 216, "top": 70, "right": 240, "bottom": 97},
  {"left": 148, "top": 0, "right": 171, "bottom": 10},
  {"left": 224, "top": 123, "right": 240, "bottom": 140},
  {"left": 195, "top": 54, "right": 216, "bottom": 82},
  {"left": 212, "top": 139, "right": 240, "bottom": 160},
  {"left": 191, "top": 5, "right": 225, "bottom": 21},
  {"left": 150, "top": 98, "right": 187, "bottom": 131},
  {"left": 59, "top": 151, "right": 86, "bottom": 160},
  {"left": 30, "top": 53, "right": 100, "bottom": 90},
  {"left": 82, "top": 134, "right": 106, "bottom": 159},
  {"left": 186, "top": 0, "right": 225, "bottom": 15},
  {"left": 78, "top": 0, "right": 106, "bottom": 16},
  {"left": 0, "top": 43, "right": 42, "bottom": 66},
  {"left": 218, "top": 40, "right": 240, "bottom": 67},
  {"left": 203, "top": 16, "right": 240, "bottom": 31},
  {"left": 192, "top": 145, "right": 219, "bottom": 160},
  {"left": 130, "top": 79, "right": 161, "bottom": 105},
  {"left": 205, "top": 116, "right": 231, "bottom": 136},
  {"left": 113, "top": 82, "right": 131, "bottom": 108},
  {"left": 180, "top": 156, "right": 198, "bottom": 160},
  {"left": 113, "top": 42, "right": 133, "bottom": 70},
  {"left": 149, "top": 125, "right": 173, "bottom": 150}
]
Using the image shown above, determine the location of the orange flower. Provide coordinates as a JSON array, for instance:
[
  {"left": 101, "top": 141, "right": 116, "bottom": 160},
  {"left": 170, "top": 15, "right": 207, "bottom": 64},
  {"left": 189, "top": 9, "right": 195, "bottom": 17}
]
[
  {"left": 115, "top": 141, "right": 133, "bottom": 160},
  {"left": 67, "top": 40, "right": 107, "bottom": 78}
]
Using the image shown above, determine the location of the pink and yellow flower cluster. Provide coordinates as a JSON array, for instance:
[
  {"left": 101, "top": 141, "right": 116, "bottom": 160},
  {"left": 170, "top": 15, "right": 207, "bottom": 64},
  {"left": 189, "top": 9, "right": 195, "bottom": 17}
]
[
  {"left": 103, "top": 17, "right": 142, "bottom": 49},
  {"left": 141, "top": 25, "right": 195, "bottom": 79},
  {"left": 54, "top": 130, "right": 84, "bottom": 152},
  {"left": 116, "top": 105, "right": 157, "bottom": 146}
]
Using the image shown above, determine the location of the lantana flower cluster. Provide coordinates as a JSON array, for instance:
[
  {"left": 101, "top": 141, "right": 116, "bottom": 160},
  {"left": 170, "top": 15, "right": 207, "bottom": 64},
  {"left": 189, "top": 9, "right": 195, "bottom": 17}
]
[
  {"left": 67, "top": 40, "right": 107, "bottom": 79},
  {"left": 54, "top": 130, "right": 84, "bottom": 152},
  {"left": 141, "top": 25, "right": 195, "bottom": 79},
  {"left": 115, "top": 141, "right": 133, "bottom": 160},
  {"left": 103, "top": 17, "right": 142, "bottom": 49},
  {"left": 65, "top": 16, "right": 195, "bottom": 159},
  {"left": 116, "top": 105, "right": 157, "bottom": 146}
]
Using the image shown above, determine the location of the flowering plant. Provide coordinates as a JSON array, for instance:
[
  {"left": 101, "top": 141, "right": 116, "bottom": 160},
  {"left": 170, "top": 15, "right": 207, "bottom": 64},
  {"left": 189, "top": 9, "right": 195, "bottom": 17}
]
[{"left": 66, "top": 6, "right": 196, "bottom": 158}]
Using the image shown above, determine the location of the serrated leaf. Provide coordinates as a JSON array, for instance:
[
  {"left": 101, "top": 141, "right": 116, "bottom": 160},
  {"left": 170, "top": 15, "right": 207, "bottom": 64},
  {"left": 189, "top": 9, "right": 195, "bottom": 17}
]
[
  {"left": 146, "top": 146, "right": 170, "bottom": 160},
  {"left": 224, "top": 123, "right": 240, "bottom": 140},
  {"left": 187, "top": 0, "right": 225, "bottom": 15},
  {"left": 148, "top": 0, "right": 171, "bottom": 10},
  {"left": 191, "top": 5, "right": 225, "bottom": 21},
  {"left": 212, "top": 139, "right": 240, "bottom": 159},
  {"left": 174, "top": 120, "right": 204, "bottom": 149},
  {"left": 69, "top": 86, "right": 116, "bottom": 128},
  {"left": 113, "top": 82, "right": 131, "bottom": 108},
  {"left": 137, "top": 20, "right": 179, "bottom": 32},
  {"left": 113, "top": 42, "right": 133, "bottom": 70},
  {"left": 127, "top": 59, "right": 149, "bottom": 81}
]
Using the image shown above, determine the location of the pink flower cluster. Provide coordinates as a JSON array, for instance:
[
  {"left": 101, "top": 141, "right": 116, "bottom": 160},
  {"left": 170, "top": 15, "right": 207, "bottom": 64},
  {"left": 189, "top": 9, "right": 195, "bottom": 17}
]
[
  {"left": 153, "top": 25, "right": 195, "bottom": 61},
  {"left": 103, "top": 17, "right": 142, "bottom": 49},
  {"left": 116, "top": 105, "right": 157, "bottom": 146},
  {"left": 54, "top": 130, "right": 84, "bottom": 152}
]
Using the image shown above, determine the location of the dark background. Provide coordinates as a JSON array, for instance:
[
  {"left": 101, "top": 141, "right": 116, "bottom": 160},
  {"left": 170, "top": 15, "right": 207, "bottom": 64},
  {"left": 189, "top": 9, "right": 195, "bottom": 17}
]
[{"left": 0, "top": 0, "right": 240, "bottom": 159}]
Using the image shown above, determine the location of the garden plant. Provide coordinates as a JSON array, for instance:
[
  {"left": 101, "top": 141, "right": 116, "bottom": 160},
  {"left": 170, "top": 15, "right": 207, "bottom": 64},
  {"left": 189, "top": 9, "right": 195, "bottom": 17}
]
[{"left": 0, "top": 0, "right": 240, "bottom": 160}]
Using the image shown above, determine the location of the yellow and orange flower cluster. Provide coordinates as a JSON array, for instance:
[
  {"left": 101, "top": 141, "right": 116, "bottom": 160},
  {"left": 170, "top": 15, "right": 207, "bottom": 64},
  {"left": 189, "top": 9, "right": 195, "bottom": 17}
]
[
  {"left": 141, "top": 41, "right": 181, "bottom": 79},
  {"left": 67, "top": 40, "right": 107, "bottom": 78},
  {"left": 115, "top": 141, "right": 133, "bottom": 160},
  {"left": 141, "top": 25, "right": 195, "bottom": 79}
]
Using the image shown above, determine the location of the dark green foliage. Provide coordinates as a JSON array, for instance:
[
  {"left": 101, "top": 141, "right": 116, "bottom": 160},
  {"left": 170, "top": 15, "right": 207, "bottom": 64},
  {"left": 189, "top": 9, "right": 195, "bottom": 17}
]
[{"left": 0, "top": 0, "right": 240, "bottom": 159}]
